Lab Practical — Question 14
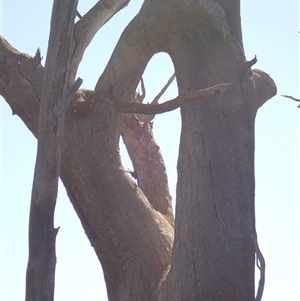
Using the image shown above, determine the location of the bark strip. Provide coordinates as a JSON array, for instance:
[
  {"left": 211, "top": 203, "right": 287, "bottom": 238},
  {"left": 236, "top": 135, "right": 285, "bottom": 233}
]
[{"left": 25, "top": 1, "right": 79, "bottom": 300}]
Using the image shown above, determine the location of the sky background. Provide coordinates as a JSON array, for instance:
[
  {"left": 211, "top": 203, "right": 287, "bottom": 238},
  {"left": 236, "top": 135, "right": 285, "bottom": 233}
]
[{"left": 1, "top": 0, "right": 299, "bottom": 300}]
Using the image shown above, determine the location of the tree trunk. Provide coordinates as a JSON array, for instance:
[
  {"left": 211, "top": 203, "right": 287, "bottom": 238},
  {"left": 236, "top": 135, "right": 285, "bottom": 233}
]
[
  {"left": 25, "top": 1, "right": 79, "bottom": 300},
  {"left": 160, "top": 25, "right": 257, "bottom": 301},
  {"left": 0, "top": 0, "right": 277, "bottom": 300}
]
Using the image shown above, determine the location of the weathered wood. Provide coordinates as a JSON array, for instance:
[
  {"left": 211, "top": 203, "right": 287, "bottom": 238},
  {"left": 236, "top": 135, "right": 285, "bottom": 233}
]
[
  {"left": 1, "top": 0, "right": 278, "bottom": 300},
  {"left": 104, "top": 83, "right": 232, "bottom": 114},
  {"left": 122, "top": 113, "right": 174, "bottom": 226},
  {"left": 25, "top": 1, "right": 79, "bottom": 300}
]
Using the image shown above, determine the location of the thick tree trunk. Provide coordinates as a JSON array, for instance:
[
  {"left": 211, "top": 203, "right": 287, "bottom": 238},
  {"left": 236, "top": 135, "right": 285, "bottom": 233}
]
[
  {"left": 162, "top": 29, "right": 257, "bottom": 301},
  {"left": 0, "top": 0, "right": 277, "bottom": 300}
]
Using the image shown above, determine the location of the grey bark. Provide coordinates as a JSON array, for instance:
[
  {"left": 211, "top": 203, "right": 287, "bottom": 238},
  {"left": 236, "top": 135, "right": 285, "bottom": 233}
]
[
  {"left": 25, "top": 1, "right": 79, "bottom": 300},
  {"left": 0, "top": 0, "right": 276, "bottom": 300}
]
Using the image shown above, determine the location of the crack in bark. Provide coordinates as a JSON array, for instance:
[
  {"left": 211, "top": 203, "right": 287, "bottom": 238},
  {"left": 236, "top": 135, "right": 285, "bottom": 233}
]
[
  {"left": 192, "top": 258, "right": 201, "bottom": 301},
  {"left": 201, "top": 135, "right": 215, "bottom": 186},
  {"left": 18, "top": 60, "right": 41, "bottom": 101}
]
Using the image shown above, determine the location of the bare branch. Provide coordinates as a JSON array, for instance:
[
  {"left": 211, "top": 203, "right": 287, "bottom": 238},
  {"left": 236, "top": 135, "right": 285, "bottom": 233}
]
[
  {"left": 145, "top": 73, "right": 176, "bottom": 122},
  {"left": 136, "top": 77, "right": 146, "bottom": 103},
  {"left": 245, "top": 55, "right": 257, "bottom": 70},
  {"left": 76, "top": 10, "right": 83, "bottom": 19},
  {"left": 122, "top": 114, "right": 174, "bottom": 225},
  {"left": 150, "top": 73, "right": 176, "bottom": 105},
  {"left": 73, "top": 0, "right": 130, "bottom": 51},
  {"left": 0, "top": 36, "right": 41, "bottom": 135},
  {"left": 106, "top": 83, "right": 232, "bottom": 115},
  {"left": 25, "top": 1, "right": 79, "bottom": 300},
  {"left": 282, "top": 94, "right": 300, "bottom": 103}
]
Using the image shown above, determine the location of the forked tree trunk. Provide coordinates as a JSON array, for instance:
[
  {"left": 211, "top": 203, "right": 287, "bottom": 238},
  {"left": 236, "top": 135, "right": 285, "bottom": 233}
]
[{"left": 0, "top": 0, "right": 276, "bottom": 300}]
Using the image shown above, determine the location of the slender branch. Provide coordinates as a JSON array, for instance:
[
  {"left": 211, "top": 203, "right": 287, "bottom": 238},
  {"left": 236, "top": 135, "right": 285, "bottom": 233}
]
[
  {"left": 150, "top": 73, "right": 176, "bottom": 105},
  {"left": 136, "top": 77, "right": 146, "bottom": 103},
  {"left": 73, "top": 0, "right": 130, "bottom": 50},
  {"left": 245, "top": 55, "right": 257, "bottom": 70},
  {"left": 282, "top": 94, "right": 300, "bottom": 108},
  {"left": 146, "top": 73, "right": 176, "bottom": 122},
  {"left": 255, "top": 235, "right": 265, "bottom": 301},
  {"left": 106, "top": 83, "right": 231, "bottom": 115}
]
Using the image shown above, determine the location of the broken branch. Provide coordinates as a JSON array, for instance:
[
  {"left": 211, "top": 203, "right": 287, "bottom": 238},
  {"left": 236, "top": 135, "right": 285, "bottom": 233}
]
[
  {"left": 245, "top": 55, "right": 257, "bottom": 70},
  {"left": 106, "top": 83, "right": 231, "bottom": 115}
]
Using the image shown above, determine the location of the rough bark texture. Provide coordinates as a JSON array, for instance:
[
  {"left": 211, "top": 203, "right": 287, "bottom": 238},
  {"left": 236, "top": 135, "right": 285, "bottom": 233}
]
[
  {"left": 25, "top": 1, "right": 79, "bottom": 300},
  {"left": 0, "top": 0, "right": 277, "bottom": 300}
]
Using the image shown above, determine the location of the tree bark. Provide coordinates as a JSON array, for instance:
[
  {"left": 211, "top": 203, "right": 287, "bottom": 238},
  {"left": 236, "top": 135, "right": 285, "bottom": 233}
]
[
  {"left": 0, "top": 0, "right": 277, "bottom": 300},
  {"left": 25, "top": 1, "right": 79, "bottom": 301}
]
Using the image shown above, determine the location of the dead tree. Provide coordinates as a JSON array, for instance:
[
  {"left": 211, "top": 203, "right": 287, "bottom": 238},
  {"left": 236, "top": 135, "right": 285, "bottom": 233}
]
[{"left": 0, "top": 0, "right": 276, "bottom": 300}]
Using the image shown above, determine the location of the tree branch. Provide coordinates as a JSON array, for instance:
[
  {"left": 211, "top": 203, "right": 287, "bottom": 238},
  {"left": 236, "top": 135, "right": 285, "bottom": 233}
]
[
  {"left": 70, "top": 0, "right": 130, "bottom": 68},
  {"left": 1, "top": 36, "right": 174, "bottom": 300},
  {"left": 0, "top": 36, "right": 41, "bottom": 135},
  {"left": 282, "top": 94, "right": 300, "bottom": 107},
  {"left": 105, "top": 83, "right": 232, "bottom": 114},
  {"left": 150, "top": 73, "right": 176, "bottom": 106},
  {"left": 122, "top": 114, "right": 174, "bottom": 225},
  {"left": 25, "top": 1, "right": 79, "bottom": 300},
  {"left": 75, "top": 0, "right": 130, "bottom": 42}
]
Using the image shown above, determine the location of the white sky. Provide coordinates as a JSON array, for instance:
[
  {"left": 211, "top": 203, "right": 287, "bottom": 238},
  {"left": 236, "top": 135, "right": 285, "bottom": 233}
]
[{"left": 1, "top": 1, "right": 299, "bottom": 300}]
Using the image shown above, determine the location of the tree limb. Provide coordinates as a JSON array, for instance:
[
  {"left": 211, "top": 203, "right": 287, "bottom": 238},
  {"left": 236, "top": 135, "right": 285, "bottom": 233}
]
[
  {"left": 282, "top": 95, "right": 300, "bottom": 102},
  {"left": 105, "top": 83, "right": 232, "bottom": 114},
  {"left": 71, "top": 0, "right": 130, "bottom": 67},
  {"left": 150, "top": 73, "right": 176, "bottom": 106},
  {"left": 75, "top": 0, "right": 130, "bottom": 43},
  {"left": 1, "top": 36, "right": 174, "bottom": 301},
  {"left": 122, "top": 114, "right": 174, "bottom": 225},
  {"left": 25, "top": 1, "right": 79, "bottom": 300},
  {"left": 282, "top": 94, "right": 300, "bottom": 107},
  {"left": 0, "top": 36, "right": 41, "bottom": 135}
]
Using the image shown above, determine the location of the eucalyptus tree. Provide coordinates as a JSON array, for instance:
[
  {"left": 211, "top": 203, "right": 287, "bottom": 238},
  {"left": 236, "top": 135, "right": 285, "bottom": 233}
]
[{"left": 0, "top": 0, "right": 276, "bottom": 300}]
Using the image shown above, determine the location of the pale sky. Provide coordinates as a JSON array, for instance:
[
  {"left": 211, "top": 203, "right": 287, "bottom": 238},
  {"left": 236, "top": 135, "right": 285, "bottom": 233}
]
[{"left": 1, "top": 1, "right": 299, "bottom": 300}]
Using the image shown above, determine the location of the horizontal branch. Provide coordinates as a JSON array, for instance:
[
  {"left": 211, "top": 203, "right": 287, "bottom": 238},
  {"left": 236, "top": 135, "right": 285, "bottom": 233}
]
[{"left": 106, "top": 83, "right": 231, "bottom": 115}]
